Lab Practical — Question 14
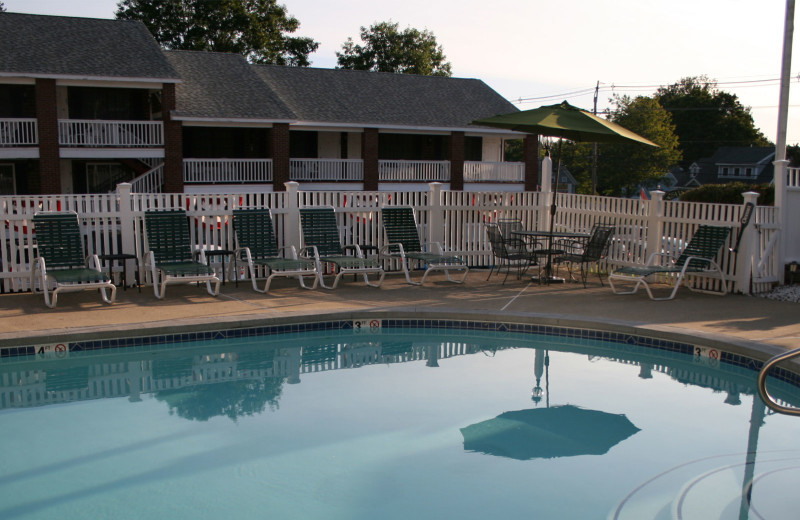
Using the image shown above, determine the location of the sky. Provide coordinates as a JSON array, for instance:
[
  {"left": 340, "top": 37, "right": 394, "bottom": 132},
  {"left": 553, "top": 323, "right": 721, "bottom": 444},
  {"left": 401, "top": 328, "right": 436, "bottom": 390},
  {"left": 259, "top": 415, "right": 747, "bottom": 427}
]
[{"left": 5, "top": 0, "right": 800, "bottom": 145}]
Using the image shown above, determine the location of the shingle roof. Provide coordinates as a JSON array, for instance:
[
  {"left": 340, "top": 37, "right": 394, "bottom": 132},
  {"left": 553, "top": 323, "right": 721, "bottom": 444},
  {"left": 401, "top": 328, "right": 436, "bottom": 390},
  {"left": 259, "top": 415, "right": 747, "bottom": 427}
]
[
  {"left": 165, "top": 50, "right": 295, "bottom": 121},
  {"left": 711, "top": 146, "right": 774, "bottom": 164},
  {"left": 0, "top": 12, "right": 179, "bottom": 81},
  {"left": 253, "top": 65, "right": 517, "bottom": 129}
]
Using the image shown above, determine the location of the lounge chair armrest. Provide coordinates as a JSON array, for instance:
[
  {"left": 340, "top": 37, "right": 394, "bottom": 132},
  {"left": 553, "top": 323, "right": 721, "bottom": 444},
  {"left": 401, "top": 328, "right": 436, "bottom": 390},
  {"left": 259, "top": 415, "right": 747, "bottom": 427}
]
[
  {"left": 380, "top": 242, "right": 405, "bottom": 256},
  {"left": 299, "top": 245, "right": 319, "bottom": 259},
  {"left": 277, "top": 245, "right": 299, "bottom": 260},
  {"left": 342, "top": 244, "right": 364, "bottom": 257},
  {"left": 645, "top": 251, "right": 676, "bottom": 267},
  {"left": 424, "top": 242, "right": 446, "bottom": 255},
  {"left": 679, "top": 255, "right": 713, "bottom": 271},
  {"left": 86, "top": 254, "right": 103, "bottom": 271},
  {"left": 234, "top": 247, "right": 252, "bottom": 263}
]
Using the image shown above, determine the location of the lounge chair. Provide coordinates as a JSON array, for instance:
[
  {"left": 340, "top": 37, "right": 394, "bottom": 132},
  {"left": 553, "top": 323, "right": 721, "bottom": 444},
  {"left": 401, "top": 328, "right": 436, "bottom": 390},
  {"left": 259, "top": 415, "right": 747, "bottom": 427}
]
[
  {"left": 143, "top": 210, "right": 220, "bottom": 299},
  {"left": 380, "top": 206, "right": 469, "bottom": 285},
  {"left": 299, "top": 206, "right": 385, "bottom": 289},
  {"left": 608, "top": 224, "right": 731, "bottom": 300},
  {"left": 232, "top": 208, "right": 318, "bottom": 293},
  {"left": 485, "top": 222, "right": 537, "bottom": 283},
  {"left": 553, "top": 223, "right": 615, "bottom": 287},
  {"left": 31, "top": 211, "right": 116, "bottom": 308}
]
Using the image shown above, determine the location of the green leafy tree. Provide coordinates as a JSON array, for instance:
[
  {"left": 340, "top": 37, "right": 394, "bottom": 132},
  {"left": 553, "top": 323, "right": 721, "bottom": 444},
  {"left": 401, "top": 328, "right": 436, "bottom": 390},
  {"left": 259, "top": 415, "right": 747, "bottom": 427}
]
[
  {"left": 656, "top": 76, "right": 770, "bottom": 166},
  {"left": 115, "top": 0, "right": 319, "bottom": 66},
  {"left": 337, "top": 21, "right": 452, "bottom": 76},
  {"left": 0, "top": 2, "right": 6, "bottom": 12}
]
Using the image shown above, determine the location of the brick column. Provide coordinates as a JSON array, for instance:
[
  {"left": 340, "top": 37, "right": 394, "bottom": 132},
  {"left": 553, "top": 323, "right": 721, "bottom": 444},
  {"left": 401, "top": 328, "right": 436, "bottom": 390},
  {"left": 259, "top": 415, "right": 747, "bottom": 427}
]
[
  {"left": 362, "top": 128, "right": 379, "bottom": 191},
  {"left": 162, "top": 83, "right": 184, "bottom": 193},
  {"left": 35, "top": 79, "right": 60, "bottom": 194},
  {"left": 449, "top": 131, "right": 464, "bottom": 191},
  {"left": 523, "top": 135, "right": 539, "bottom": 191},
  {"left": 270, "top": 123, "right": 290, "bottom": 191}
]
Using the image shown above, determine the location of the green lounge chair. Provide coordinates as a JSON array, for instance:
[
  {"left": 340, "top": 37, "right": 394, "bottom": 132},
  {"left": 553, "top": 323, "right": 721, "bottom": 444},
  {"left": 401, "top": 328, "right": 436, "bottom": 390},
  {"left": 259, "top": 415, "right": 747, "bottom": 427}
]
[
  {"left": 143, "top": 210, "right": 220, "bottom": 299},
  {"left": 380, "top": 206, "right": 469, "bottom": 285},
  {"left": 299, "top": 206, "right": 385, "bottom": 289},
  {"left": 31, "top": 211, "right": 116, "bottom": 308},
  {"left": 233, "top": 208, "right": 318, "bottom": 293},
  {"left": 608, "top": 224, "right": 731, "bottom": 300}
]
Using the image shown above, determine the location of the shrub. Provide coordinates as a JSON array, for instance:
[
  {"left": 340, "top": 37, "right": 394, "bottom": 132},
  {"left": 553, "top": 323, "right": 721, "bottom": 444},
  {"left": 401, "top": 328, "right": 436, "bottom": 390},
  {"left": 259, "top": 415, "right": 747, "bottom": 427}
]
[{"left": 678, "top": 183, "right": 773, "bottom": 205}]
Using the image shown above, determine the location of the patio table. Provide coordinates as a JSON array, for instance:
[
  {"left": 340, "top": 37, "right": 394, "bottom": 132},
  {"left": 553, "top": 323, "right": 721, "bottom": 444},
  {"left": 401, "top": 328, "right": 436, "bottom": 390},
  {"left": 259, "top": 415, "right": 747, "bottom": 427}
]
[{"left": 512, "top": 230, "right": 589, "bottom": 284}]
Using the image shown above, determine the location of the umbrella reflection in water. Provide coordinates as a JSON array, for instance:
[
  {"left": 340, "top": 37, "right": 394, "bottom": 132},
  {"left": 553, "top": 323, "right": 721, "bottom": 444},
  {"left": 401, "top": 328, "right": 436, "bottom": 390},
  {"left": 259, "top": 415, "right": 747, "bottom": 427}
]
[{"left": 461, "top": 405, "right": 640, "bottom": 460}]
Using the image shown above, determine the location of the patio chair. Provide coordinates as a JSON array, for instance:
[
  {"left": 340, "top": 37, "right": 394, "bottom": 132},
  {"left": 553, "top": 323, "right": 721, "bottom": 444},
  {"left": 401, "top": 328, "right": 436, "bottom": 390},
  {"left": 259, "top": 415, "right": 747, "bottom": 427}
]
[
  {"left": 299, "top": 206, "right": 385, "bottom": 289},
  {"left": 485, "top": 222, "right": 537, "bottom": 283},
  {"left": 232, "top": 208, "right": 318, "bottom": 293},
  {"left": 608, "top": 224, "right": 731, "bottom": 300},
  {"left": 380, "top": 206, "right": 469, "bottom": 285},
  {"left": 553, "top": 223, "right": 615, "bottom": 287},
  {"left": 31, "top": 211, "right": 116, "bottom": 308},
  {"left": 143, "top": 210, "right": 220, "bottom": 299}
]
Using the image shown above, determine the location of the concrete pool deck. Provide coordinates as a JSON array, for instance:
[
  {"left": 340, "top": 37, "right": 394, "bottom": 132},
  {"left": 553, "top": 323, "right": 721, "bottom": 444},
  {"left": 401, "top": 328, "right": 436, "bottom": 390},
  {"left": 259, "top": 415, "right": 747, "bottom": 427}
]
[{"left": 1, "top": 270, "right": 799, "bottom": 361}]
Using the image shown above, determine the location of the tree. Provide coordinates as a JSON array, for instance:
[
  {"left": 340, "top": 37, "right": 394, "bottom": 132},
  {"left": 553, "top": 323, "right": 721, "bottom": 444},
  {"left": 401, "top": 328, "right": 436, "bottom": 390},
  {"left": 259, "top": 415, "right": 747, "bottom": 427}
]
[
  {"left": 115, "top": 0, "right": 319, "bottom": 66},
  {"left": 0, "top": 2, "right": 5, "bottom": 12},
  {"left": 337, "top": 21, "right": 452, "bottom": 76},
  {"left": 656, "top": 76, "right": 770, "bottom": 166}
]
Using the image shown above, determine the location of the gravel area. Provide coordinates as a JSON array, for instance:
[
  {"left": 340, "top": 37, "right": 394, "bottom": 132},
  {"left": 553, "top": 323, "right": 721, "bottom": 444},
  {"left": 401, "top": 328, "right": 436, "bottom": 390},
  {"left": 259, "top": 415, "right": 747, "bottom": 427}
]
[{"left": 759, "top": 284, "right": 800, "bottom": 302}]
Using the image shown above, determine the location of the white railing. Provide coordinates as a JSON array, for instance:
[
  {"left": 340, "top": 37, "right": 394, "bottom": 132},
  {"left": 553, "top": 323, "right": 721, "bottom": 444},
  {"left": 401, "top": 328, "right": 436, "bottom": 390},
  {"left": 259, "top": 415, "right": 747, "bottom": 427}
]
[
  {"left": 290, "top": 159, "right": 363, "bottom": 181},
  {"left": 379, "top": 160, "right": 450, "bottom": 182},
  {"left": 183, "top": 158, "right": 272, "bottom": 184},
  {"left": 0, "top": 118, "right": 38, "bottom": 146},
  {"left": 58, "top": 120, "right": 164, "bottom": 147},
  {"left": 464, "top": 161, "right": 524, "bottom": 182},
  {"left": 0, "top": 185, "right": 777, "bottom": 295},
  {"left": 130, "top": 164, "right": 164, "bottom": 193},
  {"left": 787, "top": 167, "right": 800, "bottom": 188}
]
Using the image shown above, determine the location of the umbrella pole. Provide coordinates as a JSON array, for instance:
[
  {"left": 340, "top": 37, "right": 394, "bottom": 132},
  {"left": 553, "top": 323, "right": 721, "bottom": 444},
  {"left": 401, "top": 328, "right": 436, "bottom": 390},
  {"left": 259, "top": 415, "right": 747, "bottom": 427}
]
[{"left": 544, "top": 140, "right": 563, "bottom": 283}]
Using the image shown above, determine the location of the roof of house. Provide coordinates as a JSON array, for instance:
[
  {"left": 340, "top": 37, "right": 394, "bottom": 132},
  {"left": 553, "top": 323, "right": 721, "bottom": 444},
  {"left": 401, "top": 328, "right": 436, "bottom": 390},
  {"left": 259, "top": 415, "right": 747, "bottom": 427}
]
[
  {"left": 165, "top": 50, "right": 294, "bottom": 121},
  {"left": 0, "top": 12, "right": 180, "bottom": 81},
  {"left": 254, "top": 65, "right": 518, "bottom": 129}
]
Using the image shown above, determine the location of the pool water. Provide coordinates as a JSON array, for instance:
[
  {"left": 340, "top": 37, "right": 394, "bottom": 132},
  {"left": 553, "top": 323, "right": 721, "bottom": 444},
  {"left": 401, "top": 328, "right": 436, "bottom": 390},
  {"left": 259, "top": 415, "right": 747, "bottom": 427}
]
[{"left": 1, "top": 327, "right": 799, "bottom": 519}]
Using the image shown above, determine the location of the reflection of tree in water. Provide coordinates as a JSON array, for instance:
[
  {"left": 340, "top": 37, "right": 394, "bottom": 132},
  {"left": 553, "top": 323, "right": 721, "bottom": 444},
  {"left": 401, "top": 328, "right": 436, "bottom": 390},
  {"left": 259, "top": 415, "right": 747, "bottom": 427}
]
[{"left": 156, "top": 377, "right": 285, "bottom": 422}]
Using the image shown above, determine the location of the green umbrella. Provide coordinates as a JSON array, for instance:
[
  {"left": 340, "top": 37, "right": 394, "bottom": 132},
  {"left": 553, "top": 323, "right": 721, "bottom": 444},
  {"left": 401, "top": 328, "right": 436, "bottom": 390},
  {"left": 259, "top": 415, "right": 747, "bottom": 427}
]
[
  {"left": 472, "top": 100, "right": 659, "bottom": 147},
  {"left": 460, "top": 405, "right": 640, "bottom": 460}
]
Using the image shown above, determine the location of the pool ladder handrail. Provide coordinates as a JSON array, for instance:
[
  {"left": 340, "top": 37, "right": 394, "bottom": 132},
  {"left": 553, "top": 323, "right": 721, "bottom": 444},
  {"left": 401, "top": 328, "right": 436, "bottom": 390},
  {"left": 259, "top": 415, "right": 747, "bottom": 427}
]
[{"left": 757, "top": 346, "right": 800, "bottom": 416}]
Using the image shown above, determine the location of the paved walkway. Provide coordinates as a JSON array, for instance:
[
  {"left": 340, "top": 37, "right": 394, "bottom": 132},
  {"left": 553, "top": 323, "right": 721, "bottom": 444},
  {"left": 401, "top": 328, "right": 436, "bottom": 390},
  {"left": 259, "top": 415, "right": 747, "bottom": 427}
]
[{"left": 2, "top": 270, "right": 799, "bottom": 361}]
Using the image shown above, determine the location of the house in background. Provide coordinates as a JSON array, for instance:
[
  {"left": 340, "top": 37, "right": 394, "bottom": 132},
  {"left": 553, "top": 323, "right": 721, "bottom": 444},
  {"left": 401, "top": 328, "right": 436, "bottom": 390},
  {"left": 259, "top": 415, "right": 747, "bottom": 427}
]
[
  {"left": 673, "top": 146, "right": 775, "bottom": 189},
  {"left": 0, "top": 12, "right": 539, "bottom": 195}
]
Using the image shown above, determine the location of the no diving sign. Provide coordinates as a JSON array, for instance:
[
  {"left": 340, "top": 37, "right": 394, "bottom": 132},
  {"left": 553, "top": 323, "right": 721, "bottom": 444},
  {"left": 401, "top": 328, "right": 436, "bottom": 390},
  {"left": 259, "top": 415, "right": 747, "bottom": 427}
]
[
  {"left": 693, "top": 346, "right": 721, "bottom": 368},
  {"left": 36, "top": 343, "right": 70, "bottom": 359},
  {"left": 353, "top": 319, "right": 382, "bottom": 333}
]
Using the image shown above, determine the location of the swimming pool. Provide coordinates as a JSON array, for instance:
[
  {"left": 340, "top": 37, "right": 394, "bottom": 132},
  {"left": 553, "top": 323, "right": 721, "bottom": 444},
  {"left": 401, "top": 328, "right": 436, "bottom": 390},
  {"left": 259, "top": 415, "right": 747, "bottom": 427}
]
[{"left": 1, "top": 320, "right": 799, "bottom": 519}]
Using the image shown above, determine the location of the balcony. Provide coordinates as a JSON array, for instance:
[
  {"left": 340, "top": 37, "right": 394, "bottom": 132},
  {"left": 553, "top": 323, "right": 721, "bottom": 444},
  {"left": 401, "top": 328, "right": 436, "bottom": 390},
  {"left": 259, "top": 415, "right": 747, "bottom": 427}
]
[
  {"left": 290, "top": 159, "right": 364, "bottom": 181},
  {"left": 379, "top": 160, "right": 450, "bottom": 182},
  {"left": 58, "top": 120, "right": 163, "bottom": 147},
  {"left": 464, "top": 161, "right": 524, "bottom": 182},
  {"left": 0, "top": 118, "right": 38, "bottom": 147},
  {"left": 184, "top": 158, "right": 273, "bottom": 184}
]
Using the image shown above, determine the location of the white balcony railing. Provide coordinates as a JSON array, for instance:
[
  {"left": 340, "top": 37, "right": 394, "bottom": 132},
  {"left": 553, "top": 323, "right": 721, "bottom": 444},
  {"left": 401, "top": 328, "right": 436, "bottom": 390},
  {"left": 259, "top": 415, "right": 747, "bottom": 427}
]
[
  {"left": 290, "top": 159, "right": 364, "bottom": 181},
  {"left": 0, "top": 118, "right": 38, "bottom": 147},
  {"left": 379, "top": 160, "right": 450, "bottom": 182},
  {"left": 464, "top": 161, "right": 525, "bottom": 182},
  {"left": 58, "top": 120, "right": 163, "bottom": 147},
  {"left": 183, "top": 158, "right": 273, "bottom": 184}
]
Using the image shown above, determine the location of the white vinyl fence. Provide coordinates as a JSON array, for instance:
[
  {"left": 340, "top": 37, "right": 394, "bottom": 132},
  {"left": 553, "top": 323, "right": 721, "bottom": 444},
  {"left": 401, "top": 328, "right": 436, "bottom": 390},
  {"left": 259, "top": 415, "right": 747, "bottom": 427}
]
[{"left": 0, "top": 182, "right": 776, "bottom": 294}]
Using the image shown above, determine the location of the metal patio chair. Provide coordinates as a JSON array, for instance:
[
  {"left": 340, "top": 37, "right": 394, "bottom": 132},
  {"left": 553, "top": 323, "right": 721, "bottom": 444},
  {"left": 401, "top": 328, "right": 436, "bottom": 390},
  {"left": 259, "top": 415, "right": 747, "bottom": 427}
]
[
  {"left": 553, "top": 223, "right": 615, "bottom": 287},
  {"left": 485, "top": 222, "right": 537, "bottom": 283}
]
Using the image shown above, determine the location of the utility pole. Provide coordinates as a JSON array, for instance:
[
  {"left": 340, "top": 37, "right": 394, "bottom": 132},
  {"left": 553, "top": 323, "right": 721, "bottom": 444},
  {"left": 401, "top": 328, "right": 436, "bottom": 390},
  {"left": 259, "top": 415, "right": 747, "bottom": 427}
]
[{"left": 591, "top": 81, "right": 600, "bottom": 194}]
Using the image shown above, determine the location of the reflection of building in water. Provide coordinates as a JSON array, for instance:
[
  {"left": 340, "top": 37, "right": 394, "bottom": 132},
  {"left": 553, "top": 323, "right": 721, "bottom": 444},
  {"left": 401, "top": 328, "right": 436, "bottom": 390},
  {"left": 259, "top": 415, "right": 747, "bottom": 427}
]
[{"left": 1, "top": 338, "right": 797, "bottom": 415}]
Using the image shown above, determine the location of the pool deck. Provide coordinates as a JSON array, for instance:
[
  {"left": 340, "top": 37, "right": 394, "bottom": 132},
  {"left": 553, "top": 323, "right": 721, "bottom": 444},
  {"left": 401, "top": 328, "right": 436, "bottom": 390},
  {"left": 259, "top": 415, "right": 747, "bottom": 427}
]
[{"left": 1, "top": 271, "right": 799, "bottom": 359}]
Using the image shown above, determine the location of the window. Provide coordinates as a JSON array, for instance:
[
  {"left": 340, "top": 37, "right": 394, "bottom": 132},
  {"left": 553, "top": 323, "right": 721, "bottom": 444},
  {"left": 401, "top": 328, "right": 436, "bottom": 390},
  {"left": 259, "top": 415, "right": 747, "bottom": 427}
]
[
  {"left": 0, "top": 164, "right": 15, "bottom": 194},
  {"left": 746, "top": 167, "right": 753, "bottom": 177},
  {"left": 721, "top": 167, "right": 729, "bottom": 176},
  {"left": 734, "top": 167, "right": 741, "bottom": 176}
]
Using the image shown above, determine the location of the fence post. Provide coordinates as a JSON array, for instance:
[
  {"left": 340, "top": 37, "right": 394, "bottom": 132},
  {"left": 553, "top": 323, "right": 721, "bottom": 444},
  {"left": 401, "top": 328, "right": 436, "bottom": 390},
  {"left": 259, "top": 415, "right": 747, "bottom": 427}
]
[
  {"left": 428, "top": 182, "right": 444, "bottom": 246},
  {"left": 645, "top": 190, "right": 664, "bottom": 262},
  {"left": 116, "top": 182, "right": 136, "bottom": 287},
  {"left": 734, "top": 192, "right": 759, "bottom": 295},
  {"left": 284, "top": 181, "right": 301, "bottom": 251},
  {"left": 539, "top": 156, "right": 552, "bottom": 232}
]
